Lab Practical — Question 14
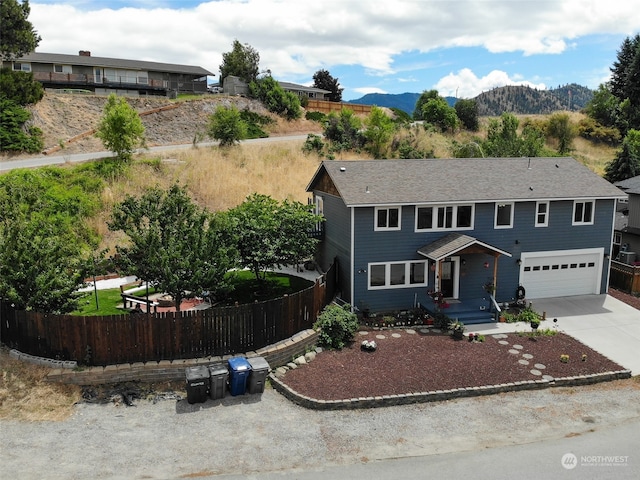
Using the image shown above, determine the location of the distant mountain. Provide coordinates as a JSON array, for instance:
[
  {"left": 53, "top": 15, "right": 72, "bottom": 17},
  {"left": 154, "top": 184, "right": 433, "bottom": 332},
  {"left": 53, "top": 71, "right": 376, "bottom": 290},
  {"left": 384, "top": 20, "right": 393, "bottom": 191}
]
[
  {"left": 347, "top": 84, "right": 593, "bottom": 117},
  {"left": 475, "top": 84, "right": 593, "bottom": 116}
]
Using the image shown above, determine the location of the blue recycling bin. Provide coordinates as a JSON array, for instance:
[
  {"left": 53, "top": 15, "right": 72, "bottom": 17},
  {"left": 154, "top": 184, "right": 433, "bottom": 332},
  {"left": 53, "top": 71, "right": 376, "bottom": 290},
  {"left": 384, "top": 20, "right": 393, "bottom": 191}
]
[{"left": 227, "top": 357, "right": 251, "bottom": 396}]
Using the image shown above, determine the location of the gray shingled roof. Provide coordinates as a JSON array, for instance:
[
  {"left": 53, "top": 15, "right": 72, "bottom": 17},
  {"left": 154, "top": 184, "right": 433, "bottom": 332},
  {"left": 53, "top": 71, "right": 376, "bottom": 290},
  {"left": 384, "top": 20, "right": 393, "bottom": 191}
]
[
  {"left": 307, "top": 158, "right": 625, "bottom": 206},
  {"left": 615, "top": 175, "right": 640, "bottom": 195},
  {"left": 278, "top": 81, "right": 330, "bottom": 94},
  {"left": 417, "top": 233, "right": 511, "bottom": 261},
  {"left": 15, "top": 52, "right": 213, "bottom": 76}
]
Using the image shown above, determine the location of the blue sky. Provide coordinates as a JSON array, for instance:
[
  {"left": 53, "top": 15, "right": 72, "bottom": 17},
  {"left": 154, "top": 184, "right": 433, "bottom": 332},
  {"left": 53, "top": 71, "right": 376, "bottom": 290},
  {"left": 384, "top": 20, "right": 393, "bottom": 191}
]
[{"left": 29, "top": 0, "right": 640, "bottom": 100}]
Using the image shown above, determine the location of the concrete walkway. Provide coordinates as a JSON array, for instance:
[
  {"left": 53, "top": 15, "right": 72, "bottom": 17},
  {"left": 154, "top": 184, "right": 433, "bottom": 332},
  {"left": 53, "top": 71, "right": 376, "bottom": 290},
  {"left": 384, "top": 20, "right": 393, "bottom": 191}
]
[{"left": 470, "top": 294, "right": 640, "bottom": 375}]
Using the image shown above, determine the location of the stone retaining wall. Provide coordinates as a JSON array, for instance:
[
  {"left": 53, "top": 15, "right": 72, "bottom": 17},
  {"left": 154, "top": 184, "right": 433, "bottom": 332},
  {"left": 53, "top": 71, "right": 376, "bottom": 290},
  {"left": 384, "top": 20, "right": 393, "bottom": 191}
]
[
  {"left": 269, "top": 369, "right": 632, "bottom": 410},
  {"left": 41, "top": 329, "right": 318, "bottom": 385}
]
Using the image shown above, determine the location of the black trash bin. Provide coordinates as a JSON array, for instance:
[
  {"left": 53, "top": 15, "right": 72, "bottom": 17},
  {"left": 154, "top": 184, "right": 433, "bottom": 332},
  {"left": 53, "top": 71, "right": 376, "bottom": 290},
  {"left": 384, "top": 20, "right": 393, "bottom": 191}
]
[
  {"left": 185, "top": 365, "right": 209, "bottom": 404},
  {"left": 208, "top": 363, "right": 229, "bottom": 400},
  {"left": 227, "top": 357, "right": 251, "bottom": 396},
  {"left": 247, "top": 356, "right": 270, "bottom": 394}
]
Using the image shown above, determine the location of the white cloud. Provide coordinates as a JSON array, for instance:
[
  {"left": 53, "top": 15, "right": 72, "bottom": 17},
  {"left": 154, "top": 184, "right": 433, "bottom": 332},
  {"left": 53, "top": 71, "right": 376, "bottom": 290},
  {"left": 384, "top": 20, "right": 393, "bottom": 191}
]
[{"left": 434, "top": 69, "right": 547, "bottom": 98}]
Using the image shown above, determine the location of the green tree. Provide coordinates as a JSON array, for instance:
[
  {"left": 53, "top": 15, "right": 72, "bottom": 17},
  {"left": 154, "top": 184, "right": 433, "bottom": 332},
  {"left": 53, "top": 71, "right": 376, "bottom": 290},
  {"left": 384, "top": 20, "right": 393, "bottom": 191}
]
[
  {"left": 609, "top": 34, "right": 640, "bottom": 102},
  {"left": 207, "top": 105, "right": 248, "bottom": 146},
  {"left": 229, "top": 193, "right": 321, "bottom": 283},
  {"left": 604, "top": 129, "right": 640, "bottom": 182},
  {"left": 0, "top": 0, "right": 41, "bottom": 61},
  {"left": 249, "top": 75, "right": 301, "bottom": 120},
  {"left": 219, "top": 39, "right": 260, "bottom": 84},
  {"left": 546, "top": 112, "right": 577, "bottom": 154},
  {"left": 0, "top": 98, "right": 43, "bottom": 152},
  {"left": 0, "top": 167, "right": 102, "bottom": 313},
  {"left": 108, "top": 184, "right": 237, "bottom": 311},
  {"left": 585, "top": 84, "right": 620, "bottom": 129},
  {"left": 413, "top": 89, "right": 439, "bottom": 120},
  {"left": 454, "top": 98, "right": 479, "bottom": 131},
  {"left": 0, "top": 67, "right": 43, "bottom": 104},
  {"left": 95, "top": 94, "right": 146, "bottom": 163},
  {"left": 323, "top": 108, "right": 364, "bottom": 152},
  {"left": 420, "top": 96, "right": 459, "bottom": 132},
  {"left": 312, "top": 69, "right": 343, "bottom": 102},
  {"left": 313, "top": 303, "right": 359, "bottom": 349},
  {"left": 483, "top": 112, "right": 544, "bottom": 157},
  {"left": 363, "top": 106, "right": 395, "bottom": 158}
]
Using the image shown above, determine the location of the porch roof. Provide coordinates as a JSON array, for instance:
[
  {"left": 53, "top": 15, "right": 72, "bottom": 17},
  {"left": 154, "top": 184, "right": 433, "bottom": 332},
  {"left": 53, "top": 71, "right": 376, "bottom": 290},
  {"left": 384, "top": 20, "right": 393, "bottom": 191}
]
[{"left": 417, "top": 233, "right": 512, "bottom": 261}]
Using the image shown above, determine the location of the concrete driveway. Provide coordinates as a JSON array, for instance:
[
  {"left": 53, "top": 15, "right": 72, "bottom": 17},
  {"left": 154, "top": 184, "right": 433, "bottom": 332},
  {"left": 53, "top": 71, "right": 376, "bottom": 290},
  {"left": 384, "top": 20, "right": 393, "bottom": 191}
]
[{"left": 474, "top": 294, "right": 640, "bottom": 375}]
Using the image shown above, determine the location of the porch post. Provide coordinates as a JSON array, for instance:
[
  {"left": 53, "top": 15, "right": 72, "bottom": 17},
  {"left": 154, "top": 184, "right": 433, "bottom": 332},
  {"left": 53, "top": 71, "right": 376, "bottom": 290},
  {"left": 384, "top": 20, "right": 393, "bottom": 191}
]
[{"left": 493, "top": 254, "right": 499, "bottom": 296}]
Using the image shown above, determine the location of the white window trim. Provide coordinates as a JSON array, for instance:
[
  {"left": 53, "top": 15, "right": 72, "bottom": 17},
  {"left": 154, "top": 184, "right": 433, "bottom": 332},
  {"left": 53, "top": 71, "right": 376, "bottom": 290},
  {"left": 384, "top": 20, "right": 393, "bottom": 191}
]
[
  {"left": 613, "top": 232, "right": 622, "bottom": 245},
  {"left": 374, "top": 206, "right": 401, "bottom": 231},
  {"left": 572, "top": 200, "right": 595, "bottom": 226},
  {"left": 13, "top": 62, "right": 31, "bottom": 72},
  {"left": 367, "top": 260, "right": 428, "bottom": 290},
  {"left": 414, "top": 204, "right": 475, "bottom": 232},
  {"left": 494, "top": 202, "right": 514, "bottom": 229},
  {"left": 535, "top": 201, "right": 549, "bottom": 227}
]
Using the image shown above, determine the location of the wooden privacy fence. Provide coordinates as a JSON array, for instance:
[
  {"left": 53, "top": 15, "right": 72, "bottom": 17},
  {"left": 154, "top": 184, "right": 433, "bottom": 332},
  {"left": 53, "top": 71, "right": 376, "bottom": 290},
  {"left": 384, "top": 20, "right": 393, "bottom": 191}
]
[
  {"left": 609, "top": 260, "right": 640, "bottom": 294},
  {"left": 306, "top": 99, "right": 372, "bottom": 115},
  {"left": 1, "top": 263, "right": 337, "bottom": 366}
]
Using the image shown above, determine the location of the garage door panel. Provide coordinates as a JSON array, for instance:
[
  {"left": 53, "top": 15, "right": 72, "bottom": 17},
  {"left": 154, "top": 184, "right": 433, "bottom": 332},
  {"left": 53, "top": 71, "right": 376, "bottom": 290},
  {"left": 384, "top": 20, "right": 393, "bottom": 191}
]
[{"left": 521, "top": 252, "right": 599, "bottom": 298}]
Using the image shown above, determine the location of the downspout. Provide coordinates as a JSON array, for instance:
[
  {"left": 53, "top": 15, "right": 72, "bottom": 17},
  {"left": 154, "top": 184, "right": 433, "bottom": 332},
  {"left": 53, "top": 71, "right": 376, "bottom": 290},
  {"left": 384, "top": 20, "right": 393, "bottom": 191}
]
[{"left": 350, "top": 206, "right": 355, "bottom": 313}]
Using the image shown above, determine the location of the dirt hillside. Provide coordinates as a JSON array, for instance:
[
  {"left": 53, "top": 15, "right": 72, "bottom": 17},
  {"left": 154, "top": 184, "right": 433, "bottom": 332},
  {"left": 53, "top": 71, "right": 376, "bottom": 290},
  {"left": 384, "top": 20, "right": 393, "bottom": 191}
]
[{"left": 4, "top": 92, "right": 322, "bottom": 160}]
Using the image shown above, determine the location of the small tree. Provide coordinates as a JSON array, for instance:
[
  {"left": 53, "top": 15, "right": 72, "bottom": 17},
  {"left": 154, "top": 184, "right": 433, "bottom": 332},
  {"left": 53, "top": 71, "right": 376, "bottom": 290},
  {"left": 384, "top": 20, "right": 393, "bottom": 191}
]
[
  {"left": 363, "top": 106, "right": 395, "bottom": 158},
  {"left": 420, "top": 96, "right": 459, "bottom": 132},
  {"left": 219, "top": 39, "right": 260, "bottom": 84},
  {"left": 323, "top": 108, "right": 364, "bottom": 152},
  {"left": 0, "top": 67, "right": 43, "bottom": 105},
  {"left": 95, "top": 94, "right": 145, "bottom": 163},
  {"left": 546, "top": 113, "right": 577, "bottom": 154},
  {"left": 313, "top": 303, "right": 359, "bottom": 349},
  {"left": 413, "top": 89, "right": 440, "bottom": 120},
  {"left": 249, "top": 75, "right": 301, "bottom": 120},
  {"left": 312, "top": 69, "right": 343, "bottom": 102},
  {"left": 454, "top": 98, "right": 479, "bottom": 131},
  {"left": 0, "top": 98, "right": 43, "bottom": 152},
  {"left": 207, "top": 105, "right": 248, "bottom": 146}
]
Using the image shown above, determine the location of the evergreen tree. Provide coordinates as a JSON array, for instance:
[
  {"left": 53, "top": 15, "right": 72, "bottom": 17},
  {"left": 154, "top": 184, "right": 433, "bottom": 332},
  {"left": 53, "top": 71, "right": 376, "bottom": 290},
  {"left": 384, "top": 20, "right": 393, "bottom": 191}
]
[
  {"left": 312, "top": 69, "right": 343, "bottom": 102},
  {"left": 610, "top": 34, "right": 640, "bottom": 102},
  {"left": 604, "top": 129, "right": 640, "bottom": 182},
  {"left": 0, "top": 0, "right": 41, "bottom": 61},
  {"left": 219, "top": 39, "right": 260, "bottom": 84}
]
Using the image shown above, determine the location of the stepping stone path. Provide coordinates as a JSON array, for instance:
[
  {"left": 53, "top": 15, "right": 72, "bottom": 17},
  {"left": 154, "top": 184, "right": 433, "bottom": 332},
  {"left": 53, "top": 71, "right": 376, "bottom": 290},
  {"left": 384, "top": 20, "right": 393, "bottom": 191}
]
[
  {"left": 419, "top": 328, "right": 430, "bottom": 334},
  {"left": 358, "top": 331, "right": 369, "bottom": 336},
  {"left": 391, "top": 333, "right": 402, "bottom": 338},
  {"left": 376, "top": 334, "right": 386, "bottom": 340},
  {"left": 497, "top": 336, "right": 550, "bottom": 379},
  {"left": 406, "top": 329, "right": 416, "bottom": 334}
]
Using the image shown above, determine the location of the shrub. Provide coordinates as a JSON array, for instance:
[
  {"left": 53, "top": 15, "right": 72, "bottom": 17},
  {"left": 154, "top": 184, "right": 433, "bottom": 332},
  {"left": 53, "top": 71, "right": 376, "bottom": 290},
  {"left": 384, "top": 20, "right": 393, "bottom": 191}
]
[
  {"left": 302, "top": 133, "right": 325, "bottom": 155},
  {"left": 0, "top": 99, "right": 44, "bottom": 152},
  {"left": 313, "top": 303, "right": 359, "bottom": 349},
  {"left": 305, "top": 111, "right": 326, "bottom": 123}
]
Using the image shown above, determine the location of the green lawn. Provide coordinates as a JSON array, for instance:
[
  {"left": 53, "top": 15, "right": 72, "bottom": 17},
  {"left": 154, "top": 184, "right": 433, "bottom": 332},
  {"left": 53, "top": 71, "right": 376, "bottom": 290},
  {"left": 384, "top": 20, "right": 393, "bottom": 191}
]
[{"left": 70, "top": 272, "right": 314, "bottom": 315}]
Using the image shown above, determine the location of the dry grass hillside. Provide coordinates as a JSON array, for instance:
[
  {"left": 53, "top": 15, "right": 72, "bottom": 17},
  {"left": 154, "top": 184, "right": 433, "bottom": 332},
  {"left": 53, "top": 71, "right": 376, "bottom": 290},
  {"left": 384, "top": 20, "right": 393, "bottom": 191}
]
[{"left": 2, "top": 93, "right": 618, "bottom": 252}]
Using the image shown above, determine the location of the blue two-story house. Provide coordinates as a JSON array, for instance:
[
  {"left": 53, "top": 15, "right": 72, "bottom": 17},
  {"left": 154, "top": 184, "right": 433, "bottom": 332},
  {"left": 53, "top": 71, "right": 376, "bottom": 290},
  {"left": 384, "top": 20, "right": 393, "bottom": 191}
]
[{"left": 306, "top": 158, "right": 624, "bottom": 320}]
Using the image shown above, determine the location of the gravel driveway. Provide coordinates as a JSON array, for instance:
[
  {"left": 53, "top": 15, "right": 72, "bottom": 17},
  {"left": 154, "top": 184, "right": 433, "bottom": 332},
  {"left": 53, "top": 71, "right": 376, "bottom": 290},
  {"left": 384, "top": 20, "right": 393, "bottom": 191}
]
[{"left": 2, "top": 380, "right": 639, "bottom": 479}]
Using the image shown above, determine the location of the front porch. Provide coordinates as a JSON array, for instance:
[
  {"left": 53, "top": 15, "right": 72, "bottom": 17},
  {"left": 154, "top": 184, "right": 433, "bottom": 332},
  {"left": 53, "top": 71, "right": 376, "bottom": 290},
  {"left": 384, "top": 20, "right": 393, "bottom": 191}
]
[{"left": 422, "top": 296, "right": 497, "bottom": 325}]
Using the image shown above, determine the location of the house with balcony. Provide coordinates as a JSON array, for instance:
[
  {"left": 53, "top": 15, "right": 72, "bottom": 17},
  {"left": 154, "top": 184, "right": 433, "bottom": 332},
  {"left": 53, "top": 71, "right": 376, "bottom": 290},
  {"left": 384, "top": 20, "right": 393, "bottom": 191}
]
[
  {"left": 306, "top": 157, "right": 623, "bottom": 322},
  {"left": 3, "top": 51, "right": 213, "bottom": 97},
  {"left": 613, "top": 175, "right": 640, "bottom": 263}
]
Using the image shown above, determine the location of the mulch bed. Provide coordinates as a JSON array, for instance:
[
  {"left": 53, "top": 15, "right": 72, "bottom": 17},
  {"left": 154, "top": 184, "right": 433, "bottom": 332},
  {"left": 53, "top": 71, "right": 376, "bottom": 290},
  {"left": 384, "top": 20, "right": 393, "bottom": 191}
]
[{"left": 279, "top": 329, "right": 626, "bottom": 401}]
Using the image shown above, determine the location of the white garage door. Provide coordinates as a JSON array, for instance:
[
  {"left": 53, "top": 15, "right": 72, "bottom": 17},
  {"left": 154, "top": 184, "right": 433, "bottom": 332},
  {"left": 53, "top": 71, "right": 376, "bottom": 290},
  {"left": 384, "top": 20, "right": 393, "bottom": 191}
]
[{"left": 521, "top": 250, "right": 601, "bottom": 299}]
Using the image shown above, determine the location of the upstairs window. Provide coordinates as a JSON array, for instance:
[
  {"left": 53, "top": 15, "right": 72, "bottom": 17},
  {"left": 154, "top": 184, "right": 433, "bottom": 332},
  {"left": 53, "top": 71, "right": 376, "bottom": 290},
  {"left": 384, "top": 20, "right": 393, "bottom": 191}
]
[
  {"left": 573, "top": 201, "right": 594, "bottom": 225},
  {"left": 12, "top": 62, "right": 31, "bottom": 72},
  {"left": 416, "top": 204, "right": 473, "bottom": 231},
  {"left": 375, "top": 207, "right": 401, "bottom": 231},
  {"left": 535, "top": 201, "right": 549, "bottom": 227},
  {"left": 495, "top": 203, "right": 513, "bottom": 228}
]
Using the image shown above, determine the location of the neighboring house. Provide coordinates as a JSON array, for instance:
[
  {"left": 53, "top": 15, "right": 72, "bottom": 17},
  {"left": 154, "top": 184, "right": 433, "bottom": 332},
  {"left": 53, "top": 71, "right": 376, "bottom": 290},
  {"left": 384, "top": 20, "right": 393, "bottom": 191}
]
[
  {"left": 221, "top": 75, "right": 329, "bottom": 99},
  {"left": 306, "top": 158, "right": 623, "bottom": 319},
  {"left": 3, "top": 51, "right": 213, "bottom": 97},
  {"left": 613, "top": 175, "right": 640, "bottom": 263}
]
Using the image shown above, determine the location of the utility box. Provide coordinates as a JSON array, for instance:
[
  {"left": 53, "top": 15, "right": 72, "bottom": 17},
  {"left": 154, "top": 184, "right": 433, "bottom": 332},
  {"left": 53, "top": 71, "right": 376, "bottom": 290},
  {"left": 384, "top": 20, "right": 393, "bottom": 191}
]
[
  {"left": 185, "top": 366, "right": 209, "bottom": 404},
  {"left": 620, "top": 251, "right": 636, "bottom": 264},
  {"left": 227, "top": 357, "right": 251, "bottom": 396},
  {"left": 246, "top": 357, "right": 270, "bottom": 394},
  {"left": 208, "top": 364, "right": 229, "bottom": 400}
]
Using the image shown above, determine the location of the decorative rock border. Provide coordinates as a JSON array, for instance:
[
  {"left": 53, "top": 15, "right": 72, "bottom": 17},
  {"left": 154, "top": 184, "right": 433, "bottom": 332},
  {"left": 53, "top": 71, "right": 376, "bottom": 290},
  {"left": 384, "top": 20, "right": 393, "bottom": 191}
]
[{"left": 269, "top": 369, "right": 632, "bottom": 410}]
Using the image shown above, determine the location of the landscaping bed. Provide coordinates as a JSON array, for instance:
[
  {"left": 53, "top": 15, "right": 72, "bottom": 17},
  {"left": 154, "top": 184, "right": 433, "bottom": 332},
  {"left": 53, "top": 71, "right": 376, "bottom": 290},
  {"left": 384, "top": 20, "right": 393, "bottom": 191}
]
[{"left": 279, "top": 329, "right": 626, "bottom": 401}]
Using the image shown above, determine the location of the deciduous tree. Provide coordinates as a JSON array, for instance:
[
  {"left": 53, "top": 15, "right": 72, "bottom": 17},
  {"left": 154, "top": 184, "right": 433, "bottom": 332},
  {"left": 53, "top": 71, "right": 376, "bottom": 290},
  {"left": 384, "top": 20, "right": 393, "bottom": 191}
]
[
  {"left": 363, "top": 106, "right": 395, "bottom": 158},
  {"left": 229, "top": 193, "right": 321, "bottom": 283},
  {"left": 108, "top": 184, "right": 238, "bottom": 311},
  {"left": 207, "top": 105, "right": 248, "bottom": 146},
  {"left": 95, "top": 94, "right": 146, "bottom": 163}
]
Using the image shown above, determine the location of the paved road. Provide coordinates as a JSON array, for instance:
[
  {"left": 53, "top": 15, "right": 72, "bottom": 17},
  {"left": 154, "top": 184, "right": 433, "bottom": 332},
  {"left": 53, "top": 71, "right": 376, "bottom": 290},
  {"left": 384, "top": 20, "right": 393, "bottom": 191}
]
[{"left": 0, "top": 135, "right": 311, "bottom": 172}]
